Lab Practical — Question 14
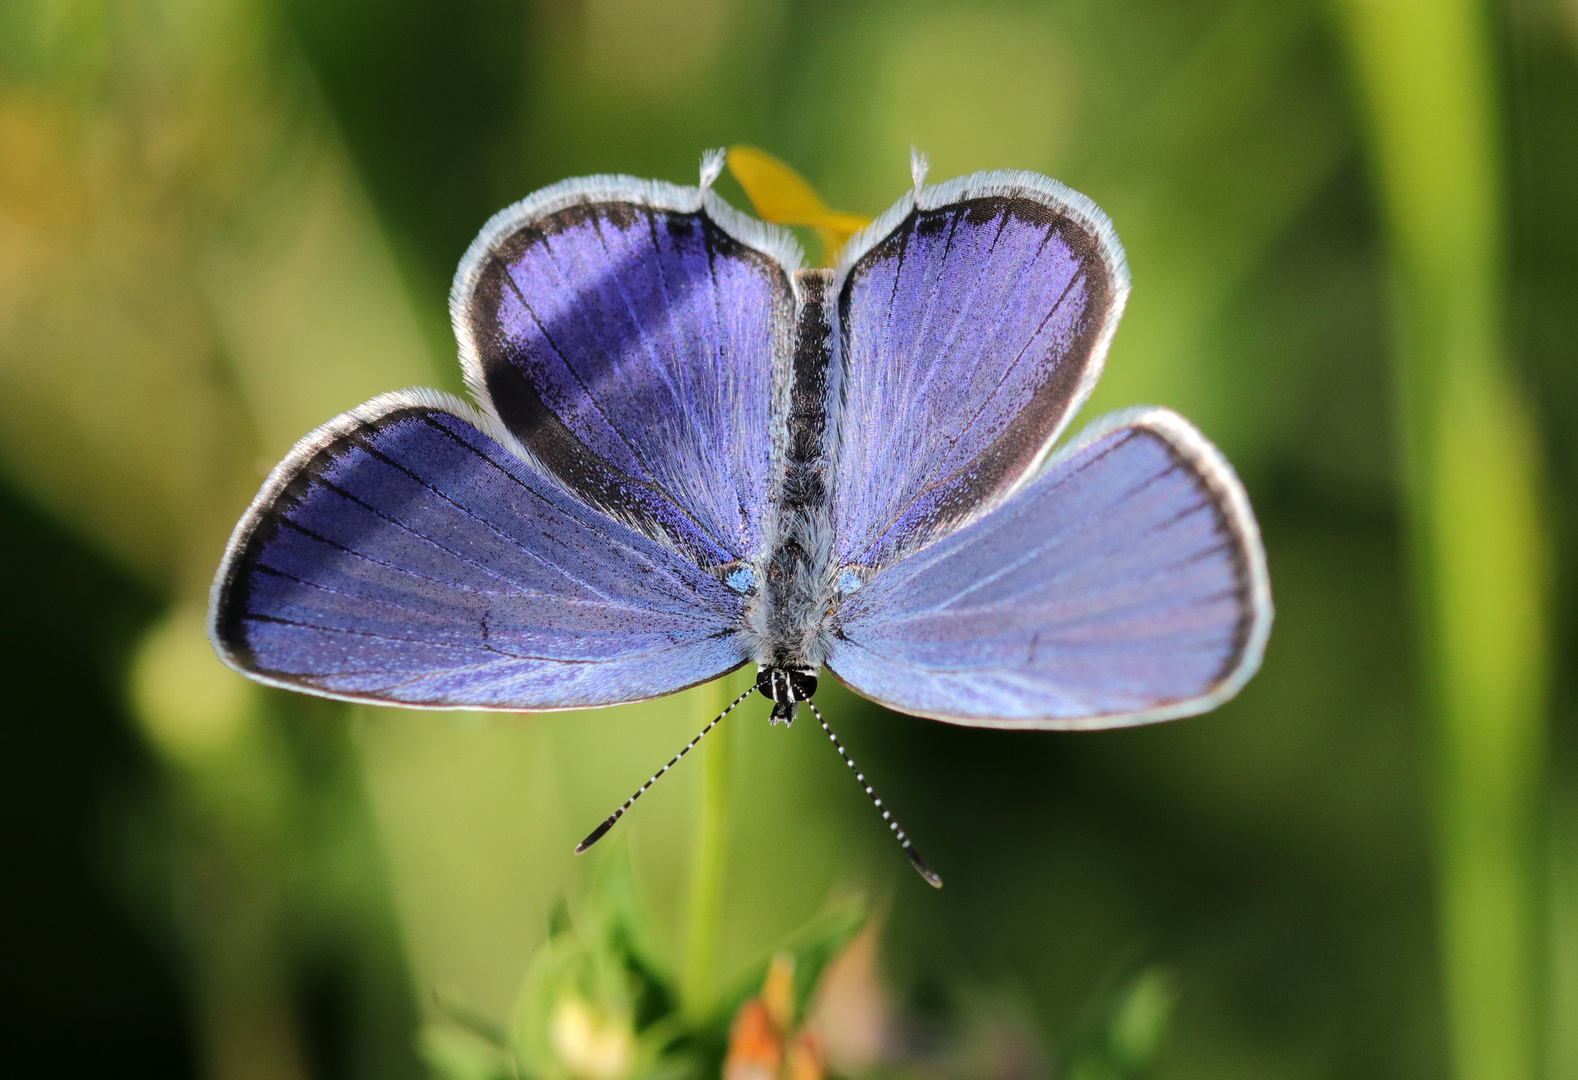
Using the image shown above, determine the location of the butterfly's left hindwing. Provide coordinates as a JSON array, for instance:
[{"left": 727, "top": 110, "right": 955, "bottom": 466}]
[{"left": 209, "top": 394, "right": 749, "bottom": 710}]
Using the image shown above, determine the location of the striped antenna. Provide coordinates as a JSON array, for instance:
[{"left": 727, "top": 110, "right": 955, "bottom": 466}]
[
  {"left": 806, "top": 700, "right": 943, "bottom": 888},
  {"left": 575, "top": 685, "right": 756, "bottom": 854}
]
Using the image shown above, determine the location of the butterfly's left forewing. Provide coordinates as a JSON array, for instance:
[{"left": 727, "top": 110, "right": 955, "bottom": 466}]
[{"left": 452, "top": 177, "right": 800, "bottom": 569}]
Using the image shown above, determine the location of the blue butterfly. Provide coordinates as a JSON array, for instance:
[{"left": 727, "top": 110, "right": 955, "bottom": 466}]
[{"left": 209, "top": 151, "right": 1271, "bottom": 885}]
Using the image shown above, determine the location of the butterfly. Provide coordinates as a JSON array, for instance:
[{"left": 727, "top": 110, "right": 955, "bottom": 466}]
[{"left": 208, "top": 150, "right": 1272, "bottom": 885}]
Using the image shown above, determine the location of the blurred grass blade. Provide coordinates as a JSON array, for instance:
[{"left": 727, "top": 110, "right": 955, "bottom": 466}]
[
  {"left": 1331, "top": 2, "right": 1550, "bottom": 1079},
  {"left": 682, "top": 670, "right": 750, "bottom": 1022},
  {"left": 726, "top": 146, "right": 869, "bottom": 265}
]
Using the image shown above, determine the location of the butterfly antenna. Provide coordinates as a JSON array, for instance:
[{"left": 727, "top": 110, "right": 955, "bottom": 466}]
[
  {"left": 806, "top": 700, "right": 943, "bottom": 888},
  {"left": 575, "top": 685, "right": 755, "bottom": 854}
]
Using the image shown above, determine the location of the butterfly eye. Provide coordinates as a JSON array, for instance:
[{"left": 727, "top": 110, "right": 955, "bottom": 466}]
[{"left": 787, "top": 668, "right": 818, "bottom": 700}]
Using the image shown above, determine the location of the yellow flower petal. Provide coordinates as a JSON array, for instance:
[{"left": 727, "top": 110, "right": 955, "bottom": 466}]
[
  {"left": 726, "top": 146, "right": 870, "bottom": 265},
  {"left": 549, "top": 997, "right": 636, "bottom": 1080},
  {"left": 761, "top": 952, "right": 797, "bottom": 1032}
]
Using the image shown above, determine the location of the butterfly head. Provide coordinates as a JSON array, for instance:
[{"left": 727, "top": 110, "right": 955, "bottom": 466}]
[{"left": 756, "top": 665, "right": 818, "bottom": 726}]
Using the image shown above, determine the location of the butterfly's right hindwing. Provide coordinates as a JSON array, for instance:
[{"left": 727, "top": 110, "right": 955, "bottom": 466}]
[{"left": 827, "top": 408, "right": 1271, "bottom": 729}]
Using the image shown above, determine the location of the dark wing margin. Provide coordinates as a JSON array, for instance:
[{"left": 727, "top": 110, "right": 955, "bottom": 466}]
[
  {"left": 828, "top": 408, "right": 1272, "bottom": 730},
  {"left": 829, "top": 170, "right": 1130, "bottom": 571},
  {"left": 208, "top": 390, "right": 749, "bottom": 711},
  {"left": 449, "top": 175, "right": 802, "bottom": 569}
]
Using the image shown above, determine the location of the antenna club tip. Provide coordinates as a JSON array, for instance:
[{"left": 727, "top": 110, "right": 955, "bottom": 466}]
[
  {"left": 907, "top": 848, "right": 943, "bottom": 888},
  {"left": 575, "top": 817, "right": 616, "bottom": 854}
]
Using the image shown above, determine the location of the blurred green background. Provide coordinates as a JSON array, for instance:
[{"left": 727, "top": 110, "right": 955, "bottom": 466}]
[{"left": 2, "top": 0, "right": 1575, "bottom": 1077}]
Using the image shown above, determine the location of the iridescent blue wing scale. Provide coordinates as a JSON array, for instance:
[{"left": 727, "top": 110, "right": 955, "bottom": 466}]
[
  {"left": 452, "top": 176, "right": 800, "bottom": 569},
  {"left": 210, "top": 393, "right": 750, "bottom": 709},
  {"left": 212, "top": 175, "right": 802, "bottom": 709},
  {"left": 829, "top": 172, "right": 1129, "bottom": 572},
  {"left": 827, "top": 409, "right": 1272, "bottom": 729},
  {"left": 824, "top": 171, "right": 1268, "bottom": 727}
]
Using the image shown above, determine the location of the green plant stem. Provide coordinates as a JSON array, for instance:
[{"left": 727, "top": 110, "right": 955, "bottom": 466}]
[
  {"left": 681, "top": 670, "right": 746, "bottom": 1022},
  {"left": 1331, "top": 2, "right": 1550, "bottom": 1078}
]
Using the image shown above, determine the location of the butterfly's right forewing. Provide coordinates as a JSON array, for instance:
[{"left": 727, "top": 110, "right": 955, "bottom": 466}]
[{"left": 830, "top": 174, "right": 1128, "bottom": 572}]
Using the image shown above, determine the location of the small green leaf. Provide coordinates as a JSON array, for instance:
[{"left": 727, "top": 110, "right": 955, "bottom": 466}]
[
  {"left": 419, "top": 1024, "right": 513, "bottom": 1080},
  {"left": 1060, "top": 965, "right": 1179, "bottom": 1080},
  {"left": 1107, "top": 968, "right": 1178, "bottom": 1068},
  {"left": 509, "top": 857, "right": 686, "bottom": 1080}
]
